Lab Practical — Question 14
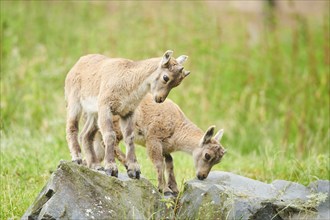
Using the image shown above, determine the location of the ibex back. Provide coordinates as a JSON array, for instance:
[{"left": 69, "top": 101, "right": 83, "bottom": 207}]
[{"left": 65, "top": 51, "right": 190, "bottom": 178}]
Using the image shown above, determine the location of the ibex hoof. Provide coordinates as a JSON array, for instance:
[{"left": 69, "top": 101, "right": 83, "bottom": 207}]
[
  {"left": 127, "top": 169, "right": 141, "bottom": 179},
  {"left": 105, "top": 168, "right": 118, "bottom": 177},
  {"left": 97, "top": 167, "right": 105, "bottom": 171},
  {"left": 164, "top": 191, "right": 172, "bottom": 197},
  {"left": 164, "top": 187, "right": 178, "bottom": 197},
  {"left": 163, "top": 191, "right": 176, "bottom": 200},
  {"left": 171, "top": 191, "right": 179, "bottom": 197},
  {"left": 72, "top": 159, "right": 83, "bottom": 165}
]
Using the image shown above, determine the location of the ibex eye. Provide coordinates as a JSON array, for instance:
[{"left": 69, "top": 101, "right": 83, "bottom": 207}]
[
  {"left": 163, "top": 75, "right": 169, "bottom": 82},
  {"left": 205, "top": 153, "right": 211, "bottom": 160}
]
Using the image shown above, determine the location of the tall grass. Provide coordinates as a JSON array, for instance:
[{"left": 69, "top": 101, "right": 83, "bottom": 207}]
[{"left": 1, "top": 1, "right": 329, "bottom": 219}]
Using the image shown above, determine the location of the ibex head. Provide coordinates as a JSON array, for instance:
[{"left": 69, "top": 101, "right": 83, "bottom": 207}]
[
  {"left": 193, "top": 126, "right": 226, "bottom": 180},
  {"left": 151, "top": 50, "right": 190, "bottom": 103}
]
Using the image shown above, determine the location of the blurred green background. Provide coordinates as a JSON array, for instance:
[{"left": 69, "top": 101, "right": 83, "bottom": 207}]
[{"left": 1, "top": 1, "right": 329, "bottom": 219}]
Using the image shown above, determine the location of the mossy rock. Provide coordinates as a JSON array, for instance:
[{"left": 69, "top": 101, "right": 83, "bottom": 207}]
[{"left": 22, "top": 161, "right": 167, "bottom": 220}]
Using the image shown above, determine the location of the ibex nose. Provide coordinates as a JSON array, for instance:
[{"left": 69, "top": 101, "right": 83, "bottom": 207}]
[
  {"left": 197, "top": 174, "right": 207, "bottom": 180},
  {"left": 154, "top": 96, "right": 164, "bottom": 103}
]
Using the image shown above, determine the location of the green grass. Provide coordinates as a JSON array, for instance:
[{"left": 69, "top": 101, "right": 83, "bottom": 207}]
[{"left": 1, "top": 1, "right": 329, "bottom": 219}]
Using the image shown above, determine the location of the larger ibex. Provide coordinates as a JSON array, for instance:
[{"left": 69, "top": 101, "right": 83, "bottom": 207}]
[{"left": 65, "top": 51, "right": 190, "bottom": 179}]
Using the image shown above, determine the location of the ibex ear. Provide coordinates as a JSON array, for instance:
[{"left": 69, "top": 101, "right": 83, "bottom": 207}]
[
  {"left": 176, "top": 55, "right": 188, "bottom": 65},
  {"left": 214, "top": 129, "right": 224, "bottom": 142},
  {"left": 161, "top": 50, "right": 173, "bottom": 67},
  {"left": 201, "top": 125, "right": 215, "bottom": 146},
  {"left": 183, "top": 70, "right": 190, "bottom": 77}
]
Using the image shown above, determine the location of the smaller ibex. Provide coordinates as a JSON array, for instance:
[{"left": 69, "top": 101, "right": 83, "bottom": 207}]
[
  {"left": 85, "top": 94, "right": 226, "bottom": 195},
  {"left": 65, "top": 51, "right": 190, "bottom": 179}
]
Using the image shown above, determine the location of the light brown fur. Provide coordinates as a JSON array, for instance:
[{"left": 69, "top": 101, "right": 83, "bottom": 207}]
[
  {"left": 86, "top": 94, "right": 226, "bottom": 195},
  {"left": 65, "top": 51, "right": 190, "bottom": 178}
]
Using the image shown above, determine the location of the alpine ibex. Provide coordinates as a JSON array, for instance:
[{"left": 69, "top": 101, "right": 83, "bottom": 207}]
[
  {"left": 84, "top": 94, "right": 226, "bottom": 195},
  {"left": 65, "top": 51, "right": 190, "bottom": 179}
]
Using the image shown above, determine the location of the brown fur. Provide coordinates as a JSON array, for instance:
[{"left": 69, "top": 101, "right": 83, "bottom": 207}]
[
  {"left": 65, "top": 51, "right": 190, "bottom": 178},
  {"left": 87, "top": 94, "right": 226, "bottom": 194}
]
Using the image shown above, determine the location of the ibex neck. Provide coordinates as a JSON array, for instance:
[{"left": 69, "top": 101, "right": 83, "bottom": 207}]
[
  {"left": 134, "top": 57, "right": 161, "bottom": 80},
  {"left": 117, "top": 58, "right": 161, "bottom": 116},
  {"left": 175, "top": 121, "right": 204, "bottom": 154},
  {"left": 130, "top": 57, "right": 161, "bottom": 94}
]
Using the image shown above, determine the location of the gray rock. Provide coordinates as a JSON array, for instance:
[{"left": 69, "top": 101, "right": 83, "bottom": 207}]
[
  {"left": 22, "top": 161, "right": 167, "bottom": 220},
  {"left": 22, "top": 163, "right": 329, "bottom": 220},
  {"left": 176, "top": 171, "right": 329, "bottom": 220},
  {"left": 308, "top": 180, "right": 330, "bottom": 219}
]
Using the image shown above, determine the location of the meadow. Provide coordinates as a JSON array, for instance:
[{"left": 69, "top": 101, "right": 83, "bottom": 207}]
[{"left": 1, "top": 1, "right": 329, "bottom": 219}]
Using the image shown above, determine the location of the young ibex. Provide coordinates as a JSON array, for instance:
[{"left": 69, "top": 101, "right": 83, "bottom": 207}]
[
  {"left": 85, "top": 94, "right": 226, "bottom": 195},
  {"left": 65, "top": 51, "right": 190, "bottom": 179}
]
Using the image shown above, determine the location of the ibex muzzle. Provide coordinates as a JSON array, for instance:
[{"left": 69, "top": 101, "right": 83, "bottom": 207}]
[{"left": 193, "top": 127, "right": 226, "bottom": 180}]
